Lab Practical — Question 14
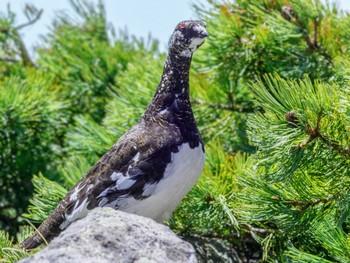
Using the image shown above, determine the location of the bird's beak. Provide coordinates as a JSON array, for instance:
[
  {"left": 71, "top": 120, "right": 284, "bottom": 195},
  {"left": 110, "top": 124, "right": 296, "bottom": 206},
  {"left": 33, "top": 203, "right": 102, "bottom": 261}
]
[{"left": 200, "top": 29, "right": 209, "bottom": 38}]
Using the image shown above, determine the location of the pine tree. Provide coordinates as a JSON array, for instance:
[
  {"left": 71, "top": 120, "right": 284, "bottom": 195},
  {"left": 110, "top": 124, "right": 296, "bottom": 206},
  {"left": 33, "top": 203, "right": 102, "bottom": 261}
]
[
  {"left": 0, "top": 0, "right": 159, "bottom": 237},
  {"left": 0, "top": 77, "right": 66, "bottom": 234},
  {"left": 175, "top": 0, "right": 350, "bottom": 261},
  {"left": 183, "top": 0, "right": 350, "bottom": 261},
  {"left": 2, "top": 0, "right": 350, "bottom": 262}
]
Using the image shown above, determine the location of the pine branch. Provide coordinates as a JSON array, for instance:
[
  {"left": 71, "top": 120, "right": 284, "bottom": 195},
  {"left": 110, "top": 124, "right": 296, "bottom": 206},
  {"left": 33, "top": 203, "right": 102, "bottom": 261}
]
[
  {"left": 0, "top": 56, "right": 20, "bottom": 63},
  {"left": 11, "top": 9, "right": 43, "bottom": 68},
  {"left": 12, "top": 31, "right": 36, "bottom": 68},
  {"left": 281, "top": 6, "right": 332, "bottom": 63},
  {"left": 242, "top": 224, "right": 274, "bottom": 235},
  {"left": 15, "top": 9, "right": 43, "bottom": 31},
  {"left": 272, "top": 194, "right": 334, "bottom": 211},
  {"left": 314, "top": 17, "right": 319, "bottom": 48},
  {"left": 318, "top": 134, "right": 350, "bottom": 158},
  {"left": 298, "top": 110, "right": 323, "bottom": 148},
  {"left": 281, "top": 6, "right": 318, "bottom": 50},
  {"left": 298, "top": 110, "right": 350, "bottom": 158},
  {"left": 201, "top": 232, "right": 240, "bottom": 240}
]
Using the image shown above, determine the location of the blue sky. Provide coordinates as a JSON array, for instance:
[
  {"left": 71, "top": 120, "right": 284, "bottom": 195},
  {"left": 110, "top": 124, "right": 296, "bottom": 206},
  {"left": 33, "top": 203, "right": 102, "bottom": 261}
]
[{"left": 0, "top": 0, "right": 349, "bottom": 53}]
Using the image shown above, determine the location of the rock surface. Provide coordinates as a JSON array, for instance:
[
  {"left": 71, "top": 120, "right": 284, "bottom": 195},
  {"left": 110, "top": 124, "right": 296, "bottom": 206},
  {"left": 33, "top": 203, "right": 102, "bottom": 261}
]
[
  {"left": 20, "top": 208, "right": 197, "bottom": 263},
  {"left": 181, "top": 234, "right": 261, "bottom": 263},
  {"left": 181, "top": 234, "right": 242, "bottom": 263}
]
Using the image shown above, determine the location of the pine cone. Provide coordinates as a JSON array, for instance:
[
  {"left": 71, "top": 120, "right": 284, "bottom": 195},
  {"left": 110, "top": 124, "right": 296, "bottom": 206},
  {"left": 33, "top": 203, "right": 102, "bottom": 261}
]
[
  {"left": 281, "top": 6, "right": 297, "bottom": 22},
  {"left": 285, "top": 111, "right": 299, "bottom": 127}
]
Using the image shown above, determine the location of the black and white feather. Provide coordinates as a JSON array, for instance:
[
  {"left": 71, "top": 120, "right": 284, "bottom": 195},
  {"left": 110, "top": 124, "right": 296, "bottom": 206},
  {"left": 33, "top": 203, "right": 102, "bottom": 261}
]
[{"left": 21, "top": 20, "right": 209, "bottom": 250}]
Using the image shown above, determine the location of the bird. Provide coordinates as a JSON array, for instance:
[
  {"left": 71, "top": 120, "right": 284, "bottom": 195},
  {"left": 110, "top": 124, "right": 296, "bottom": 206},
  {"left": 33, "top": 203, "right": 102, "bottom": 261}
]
[{"left": 21, "top": 20, "right": 209, "bottom": 250}]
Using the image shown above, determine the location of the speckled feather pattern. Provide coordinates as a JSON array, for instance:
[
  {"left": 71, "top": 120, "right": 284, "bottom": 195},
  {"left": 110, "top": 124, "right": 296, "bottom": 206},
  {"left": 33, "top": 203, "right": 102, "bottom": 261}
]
[{"left": 21, "top": 20, "right": 208, "bottom": 250}]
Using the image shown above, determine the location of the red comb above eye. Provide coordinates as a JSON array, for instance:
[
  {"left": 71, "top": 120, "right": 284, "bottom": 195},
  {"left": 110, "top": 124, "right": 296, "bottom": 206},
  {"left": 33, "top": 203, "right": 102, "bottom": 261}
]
[{"left": 178, "top": 23, "right": 187, "bottom": 29}]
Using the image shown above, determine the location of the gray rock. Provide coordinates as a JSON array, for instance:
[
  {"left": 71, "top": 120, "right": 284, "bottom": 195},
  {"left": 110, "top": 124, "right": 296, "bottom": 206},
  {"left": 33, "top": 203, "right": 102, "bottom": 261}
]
[
  {"left": 20, "top": 208, "right": 197, "bottom": 263},
  {"left": 181, "top": 234, "right": 261, "bottom": 263},
  {"left": 181, "top": 234, "right": 241, "bottom": 263}
]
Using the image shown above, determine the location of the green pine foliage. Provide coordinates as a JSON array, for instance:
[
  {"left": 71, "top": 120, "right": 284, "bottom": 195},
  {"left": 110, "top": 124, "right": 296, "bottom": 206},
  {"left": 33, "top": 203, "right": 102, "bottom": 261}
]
[
  {"left": 169, "top": 143, "right": 240, "bottom": 235},
  {"left": 0, "top": 230, "right": 28, "bottom": 263},
  {"left": 23, "top": 174, "right": 67, "bottom": 223},
  {"left": 65, "top": 50, "right": 164, "bottom": 162},
  {"left": 0, "top": 0, "right": 160, "bottom": 240},
  {"left": 231, "top": 76, "right": 350, "bottom": 261},
  {"left": 36, "top": 0, "right": 152, "bottom": 123},
  {"left": 3, "top": 0, "right": 350, "bottom": 262},
  {"left": 0, "top": 77, "right": 66, "bottom": 234}
]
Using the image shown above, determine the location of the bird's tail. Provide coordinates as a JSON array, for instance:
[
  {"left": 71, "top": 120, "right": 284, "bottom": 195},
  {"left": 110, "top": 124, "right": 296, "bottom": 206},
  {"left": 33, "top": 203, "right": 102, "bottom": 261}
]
[
  {"left": 20, "top": 231, "right": 46, "bottom": 250},
  {"left": 20, "top": 207, "right": 66, "bottom": 250}
]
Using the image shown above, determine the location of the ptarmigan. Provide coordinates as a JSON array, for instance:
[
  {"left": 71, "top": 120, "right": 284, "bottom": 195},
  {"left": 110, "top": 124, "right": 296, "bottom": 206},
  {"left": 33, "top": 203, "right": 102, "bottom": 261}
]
[{"left": 21, "top": 20, "right": 208, "bottom": 250}]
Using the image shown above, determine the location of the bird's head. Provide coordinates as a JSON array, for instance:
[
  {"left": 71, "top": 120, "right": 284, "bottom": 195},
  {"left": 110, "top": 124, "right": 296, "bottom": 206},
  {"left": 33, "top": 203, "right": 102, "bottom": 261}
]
[{"left": 168, "top": 20, "right": 209, "bottom": 57}]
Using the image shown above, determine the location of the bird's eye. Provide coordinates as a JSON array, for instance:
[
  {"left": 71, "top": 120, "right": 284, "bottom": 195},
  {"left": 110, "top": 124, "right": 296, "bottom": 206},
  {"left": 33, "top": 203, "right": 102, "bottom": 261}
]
[{"left": 177, "top": 23, "right": 187, "bottom": 29}]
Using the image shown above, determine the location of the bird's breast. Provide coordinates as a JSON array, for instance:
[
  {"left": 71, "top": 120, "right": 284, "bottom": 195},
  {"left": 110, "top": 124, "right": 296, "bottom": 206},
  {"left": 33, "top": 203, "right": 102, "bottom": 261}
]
[{"left": 120, "top": 142, "right": 205, "bottom": 222}]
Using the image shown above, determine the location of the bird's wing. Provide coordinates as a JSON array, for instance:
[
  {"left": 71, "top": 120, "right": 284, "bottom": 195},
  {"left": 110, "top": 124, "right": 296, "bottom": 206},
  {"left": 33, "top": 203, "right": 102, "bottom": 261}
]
[{"left": 61, "top": 121, "right": 182, "bottom": 220}]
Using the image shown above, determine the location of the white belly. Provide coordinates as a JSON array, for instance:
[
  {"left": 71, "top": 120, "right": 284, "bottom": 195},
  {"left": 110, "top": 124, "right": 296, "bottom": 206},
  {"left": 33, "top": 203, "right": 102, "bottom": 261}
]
[{"left": 120, "top": 143, "right": 205, "bottom": 222}]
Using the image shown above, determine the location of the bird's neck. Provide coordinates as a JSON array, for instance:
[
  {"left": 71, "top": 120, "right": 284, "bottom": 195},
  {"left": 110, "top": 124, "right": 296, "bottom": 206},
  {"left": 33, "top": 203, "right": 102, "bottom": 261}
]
[{"left": 144, "top": 51, "right": 193, "bottom": 118}]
